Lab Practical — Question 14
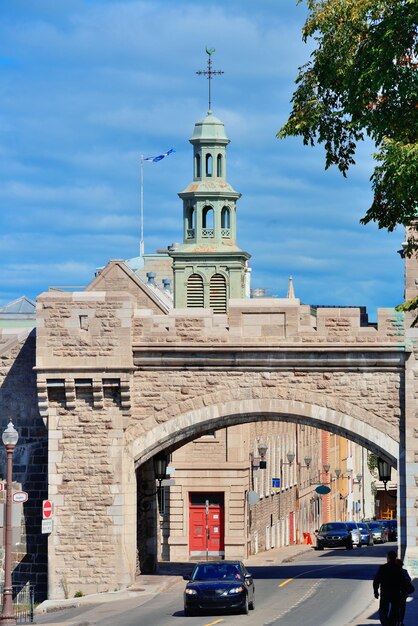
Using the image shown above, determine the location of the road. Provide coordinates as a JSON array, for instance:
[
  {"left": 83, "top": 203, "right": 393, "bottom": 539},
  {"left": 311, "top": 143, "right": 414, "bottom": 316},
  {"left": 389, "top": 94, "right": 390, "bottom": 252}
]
[{"left": 35, "top": 543, "right": 392, "bottom": 625}]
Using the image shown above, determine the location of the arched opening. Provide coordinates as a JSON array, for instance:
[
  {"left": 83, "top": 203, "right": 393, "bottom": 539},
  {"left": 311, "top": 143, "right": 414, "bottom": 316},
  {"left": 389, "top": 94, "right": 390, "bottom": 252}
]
[
  {"left": 134, "top": 402, "right": 399, "bottom": 573},
  {"left": 186, "top": 206, "right": 195, "bottom": 238},
  {"left": 209, "top": 273, "right": 227, "bottom": 313},
  {"left": 206, "top": 153, "right": 213, "bottom": 177},
  {"left": 221, "top": 206, "right": 230, "bottom": 229},
  {"left": 217, "top": 154, "right": 223, "bottom": 177},
  {"left": 202, "top": 206, "right": 214, "bottom": 237},
  {"left": 195, "top": 154, "right": 201, "bottom": 178},
  {"left": 186, "top": 273, "right": 204, "bottom": 308}
]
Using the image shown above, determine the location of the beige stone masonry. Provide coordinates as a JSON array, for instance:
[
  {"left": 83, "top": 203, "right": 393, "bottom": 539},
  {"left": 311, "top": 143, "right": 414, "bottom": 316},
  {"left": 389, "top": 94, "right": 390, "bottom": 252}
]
[{"left": 132, "top": 300, "right": 405, "bottom": 346}]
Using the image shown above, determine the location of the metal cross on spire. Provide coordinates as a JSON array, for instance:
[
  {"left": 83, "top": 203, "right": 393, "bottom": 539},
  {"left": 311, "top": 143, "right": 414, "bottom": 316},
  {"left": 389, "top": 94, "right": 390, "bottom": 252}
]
[{"left": 196, "top": 47, "right": 224, "bottom": 112}]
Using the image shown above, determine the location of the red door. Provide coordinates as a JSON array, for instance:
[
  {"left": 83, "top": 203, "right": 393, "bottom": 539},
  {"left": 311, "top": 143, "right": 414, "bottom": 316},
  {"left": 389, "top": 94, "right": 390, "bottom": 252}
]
[{"left": 189, "top": 495, "right": 224, "bottom": 557}]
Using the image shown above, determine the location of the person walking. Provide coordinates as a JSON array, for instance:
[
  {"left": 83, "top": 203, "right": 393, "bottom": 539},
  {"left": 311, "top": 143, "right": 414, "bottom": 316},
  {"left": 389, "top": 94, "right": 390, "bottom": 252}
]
[
  {"left": 396, "top": 558, "right": 414, "bottom": 626},
  {"left": 373, "top": 550, "right": 406, "bottom": 626}
]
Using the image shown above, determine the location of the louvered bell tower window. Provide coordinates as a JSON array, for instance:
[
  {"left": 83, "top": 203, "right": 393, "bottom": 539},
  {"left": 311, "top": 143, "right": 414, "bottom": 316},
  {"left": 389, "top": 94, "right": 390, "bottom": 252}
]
[
  {"left": 209, "top": 273, "right": 227, "bottom": 313},
  {"left": 187, "top": 274, "right": 204, "bottom": 308}
]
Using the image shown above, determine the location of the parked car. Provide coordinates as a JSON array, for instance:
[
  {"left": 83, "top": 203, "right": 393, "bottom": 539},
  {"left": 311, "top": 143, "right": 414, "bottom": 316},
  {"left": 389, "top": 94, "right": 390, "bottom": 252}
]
[
  {"left": 377, "top": 519, "right": 397, "bottom": 541},
  {"left": 367, "top": 521, "right": 389, "bottom": 543},
  {"left": 183, "top": 561, "right": 255, "bottom": 616},
  {"left": 357, "top": 522, "right": 374, "bottom": 546},
  {"left": 315, "top": 522, "right": 353, "bottom": 550},
  {"left": 345, "top": 521, "right": 362, "bottom": 547}
]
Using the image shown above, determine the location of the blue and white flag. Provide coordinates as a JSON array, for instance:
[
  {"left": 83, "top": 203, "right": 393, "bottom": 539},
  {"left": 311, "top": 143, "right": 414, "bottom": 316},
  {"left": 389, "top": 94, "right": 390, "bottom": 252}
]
[{"left": 144, "top": 148, "right": 175, "bottom": 163}]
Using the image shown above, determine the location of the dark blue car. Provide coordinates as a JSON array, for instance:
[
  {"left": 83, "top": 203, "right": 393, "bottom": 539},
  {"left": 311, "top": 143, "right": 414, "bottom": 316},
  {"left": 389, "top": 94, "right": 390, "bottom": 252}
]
[{"left": 183, "top": 560, "right": 255, "bottom": 616}]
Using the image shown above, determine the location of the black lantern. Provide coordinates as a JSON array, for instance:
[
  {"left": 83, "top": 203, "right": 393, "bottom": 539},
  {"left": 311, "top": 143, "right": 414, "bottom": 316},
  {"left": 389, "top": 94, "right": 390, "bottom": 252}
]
[
  {"left": 138, "top": 453, "right": 168, "bottom": 512},
  {"left": 258, "top": 439, "right": 268, "bottom": 469},
  {"left": 153, "top": 453, "right": 168, "bottom": 483},
  {"left": 377, "top": 458, "right": 391, "bottom": 486}
]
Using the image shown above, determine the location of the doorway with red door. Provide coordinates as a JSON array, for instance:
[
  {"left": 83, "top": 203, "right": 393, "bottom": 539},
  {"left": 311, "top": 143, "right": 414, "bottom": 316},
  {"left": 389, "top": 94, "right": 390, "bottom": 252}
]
[{"left": 189, "top": 492, "right": 225, "bottom": 559}]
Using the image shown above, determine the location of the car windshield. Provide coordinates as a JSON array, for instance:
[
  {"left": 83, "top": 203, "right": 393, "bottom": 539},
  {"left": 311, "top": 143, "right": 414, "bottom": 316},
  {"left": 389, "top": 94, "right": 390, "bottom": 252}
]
[
  {"left": 320, "top": 523, "right": 347, "bottom": 531},
  {"left": 346, "top": 523, "right": 357, "bottom": 530},
  {"left": 358, "top": 524, "right": 367, "bottom": 531},
  {"left": 191, "top": 564, "right": 242, "bottom": 581},
  {"left": 368, "top": 522, "right": 382, "bottom": 529}
]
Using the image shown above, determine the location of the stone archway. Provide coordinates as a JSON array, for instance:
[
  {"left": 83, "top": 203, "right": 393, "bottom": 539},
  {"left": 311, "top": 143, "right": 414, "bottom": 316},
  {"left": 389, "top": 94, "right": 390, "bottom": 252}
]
[
  {"left": 132, "top": 398, "right": 399, "bottom": 468},
  {"left": 132, "top": 398, "right": 400, "bottom": 573}
]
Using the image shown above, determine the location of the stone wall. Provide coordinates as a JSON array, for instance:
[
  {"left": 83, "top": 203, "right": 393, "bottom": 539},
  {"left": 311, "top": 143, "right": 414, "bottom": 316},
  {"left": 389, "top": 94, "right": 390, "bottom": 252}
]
[
  {"left": 128, "top": 369, "right": 403, "bottom": 447},
  {"left": 132, "top": 300, "right": 404, "bottom": 345},
  {"left": 0, "top": 329, "right": 48, "bottom": 600}
]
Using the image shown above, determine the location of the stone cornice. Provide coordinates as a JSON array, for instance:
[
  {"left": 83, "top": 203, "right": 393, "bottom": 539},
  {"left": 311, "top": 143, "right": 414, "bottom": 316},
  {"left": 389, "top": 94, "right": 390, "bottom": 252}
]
[{"left": 132, "top": 346, "right": 405, "bottom": 371}]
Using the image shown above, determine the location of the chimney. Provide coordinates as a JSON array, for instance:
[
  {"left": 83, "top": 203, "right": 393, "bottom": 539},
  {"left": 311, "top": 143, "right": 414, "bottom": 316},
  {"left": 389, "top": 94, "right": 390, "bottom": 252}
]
[{"left": 146, "top": 272, "right": 156, "bottom": 286}]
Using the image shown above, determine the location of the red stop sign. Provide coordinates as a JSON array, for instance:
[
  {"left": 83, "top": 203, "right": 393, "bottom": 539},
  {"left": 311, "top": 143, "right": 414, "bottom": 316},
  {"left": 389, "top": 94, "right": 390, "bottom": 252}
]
[{"left": 43, "top": 500, "right": 53, "bottom": 519}]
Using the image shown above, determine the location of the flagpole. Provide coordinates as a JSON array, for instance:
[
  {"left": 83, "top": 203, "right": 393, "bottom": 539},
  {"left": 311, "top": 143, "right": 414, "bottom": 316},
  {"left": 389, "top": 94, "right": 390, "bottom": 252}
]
[{"left": 140, "top": 155, "right": 144, "bottom": 257}]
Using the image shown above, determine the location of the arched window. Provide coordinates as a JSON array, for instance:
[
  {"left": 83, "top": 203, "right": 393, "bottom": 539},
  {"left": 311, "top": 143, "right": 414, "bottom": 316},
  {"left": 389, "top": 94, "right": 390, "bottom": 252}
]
[
  {"left": 195, "top": 154, "right": 201, "bottom": 178},
  {"left": 221, "top": 207, "right": 230, "bottom": 229},
  {"left": 206, "top": 154, "right": 213, "bottom": 177},
  {"left": 202, "top": 206, "right": 214, "bottom": 229},
  {"left": 210, "top": 273, "right": 227, "bottom": 313},
  {"left": 187, "top": 274, "right": 204, "bottom": 308},
  {"left": 186, "top": 206, "right": 195, "bottom": 239},
  {"left": 217, "top": 154, "right": 222, "bottom": 177},
  {"left": 186, "top": 206, "right": 195, "bottom": 229}
]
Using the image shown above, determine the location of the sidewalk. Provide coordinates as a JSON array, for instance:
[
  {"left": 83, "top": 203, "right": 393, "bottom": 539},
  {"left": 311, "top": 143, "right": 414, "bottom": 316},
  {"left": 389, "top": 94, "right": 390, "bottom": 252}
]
[{"left": 35, "top": 543, "right": 418, "bottom": 625}]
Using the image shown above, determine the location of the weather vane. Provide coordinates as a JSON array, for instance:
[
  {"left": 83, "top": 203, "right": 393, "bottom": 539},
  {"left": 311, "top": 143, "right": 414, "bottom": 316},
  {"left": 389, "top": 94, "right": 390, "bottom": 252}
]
[{"left": 196, "top": 47, "right": 224, "bottom": 112}]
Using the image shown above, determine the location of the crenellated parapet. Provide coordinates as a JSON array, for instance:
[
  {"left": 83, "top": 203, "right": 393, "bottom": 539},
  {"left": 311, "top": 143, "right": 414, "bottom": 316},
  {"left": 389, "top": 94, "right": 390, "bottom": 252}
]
[{"left": 132, "top": 299, "right": 406, "bottom": 347}]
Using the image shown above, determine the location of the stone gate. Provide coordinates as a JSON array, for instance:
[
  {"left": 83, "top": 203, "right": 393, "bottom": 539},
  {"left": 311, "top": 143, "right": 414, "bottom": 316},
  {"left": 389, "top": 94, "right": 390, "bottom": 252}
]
[{"left": 32, "top": 261, "right": 418, "bottom": 598}]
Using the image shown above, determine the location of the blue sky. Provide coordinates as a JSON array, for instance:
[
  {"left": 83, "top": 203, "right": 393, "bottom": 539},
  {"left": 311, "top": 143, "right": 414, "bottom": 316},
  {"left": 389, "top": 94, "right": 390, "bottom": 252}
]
[{"left": 0, "top": 0, "right": 405, "bottom": 320}]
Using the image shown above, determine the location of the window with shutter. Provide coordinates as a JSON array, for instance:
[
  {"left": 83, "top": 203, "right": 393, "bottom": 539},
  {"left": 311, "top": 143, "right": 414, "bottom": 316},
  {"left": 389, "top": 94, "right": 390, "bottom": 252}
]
[
  {"left": 187, "top": 274, "right": 204, "bottom": 308},
  {"left": 209, "top": 274, "right": 227, "bottom": 313}
]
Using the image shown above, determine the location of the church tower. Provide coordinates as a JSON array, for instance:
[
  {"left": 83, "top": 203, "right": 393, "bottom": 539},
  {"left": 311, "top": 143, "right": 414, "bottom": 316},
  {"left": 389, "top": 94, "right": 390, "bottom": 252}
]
[{"left": 170, "top": 53, "right": 251, "bottom": 312}]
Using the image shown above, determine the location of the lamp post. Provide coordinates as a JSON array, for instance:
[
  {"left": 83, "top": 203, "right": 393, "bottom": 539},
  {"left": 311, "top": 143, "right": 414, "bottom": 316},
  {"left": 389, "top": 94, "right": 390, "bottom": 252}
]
[
  {"left": 137, "top": 453, "right": 168, "bottom": 512},
  {"left": 280, "top": 451, "right": 296, "bottom": 541},
  {"left": 1, "top": 421, "right": 18, "bottom": 625},
  {"left": 296, "top": 455, "right": 312, "bottom": 543}
]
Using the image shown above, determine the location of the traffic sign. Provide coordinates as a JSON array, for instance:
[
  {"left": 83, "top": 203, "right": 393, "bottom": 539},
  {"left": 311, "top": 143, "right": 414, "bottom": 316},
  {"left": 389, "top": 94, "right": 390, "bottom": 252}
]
[
  {"left": 315, "top": 485, "right": 331, "bottom": 495},
  {"left": 247, "top": 490, "right": 260, "bottom": 505},
  {"left": 272, "top": 478, "right": 281, "bottom": 492},
  {"left": 43, "top": 500, "right": 53, "bottom": 519},
  {"left": 42, "top": 519, "right": 53, "bottom": 534},
  {"left": 13, "top": 491, "right": 28, "bottom": 503}
]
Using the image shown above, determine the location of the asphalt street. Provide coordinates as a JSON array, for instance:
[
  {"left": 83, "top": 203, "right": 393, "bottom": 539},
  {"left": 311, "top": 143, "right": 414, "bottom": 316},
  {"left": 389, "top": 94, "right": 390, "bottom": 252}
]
[{"left": 33, "top": 542, "right": 418, "bottom": 626}]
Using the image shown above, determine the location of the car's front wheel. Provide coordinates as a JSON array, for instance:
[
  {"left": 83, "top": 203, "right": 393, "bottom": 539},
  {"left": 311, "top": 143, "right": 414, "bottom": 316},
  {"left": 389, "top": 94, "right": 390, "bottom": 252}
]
[
  {"left": 241, "top": 596, "right": 249, "bottom": 615},
  {"left": 249, "top": 593, "right": 255, "bottom": 610}
]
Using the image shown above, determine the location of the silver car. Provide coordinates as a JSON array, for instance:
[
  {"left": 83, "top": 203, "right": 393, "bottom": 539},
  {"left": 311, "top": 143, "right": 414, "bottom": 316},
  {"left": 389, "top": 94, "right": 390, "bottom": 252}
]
[
  {"left": 345, "top": 521, "right": 362, "bottom": 547},
  {"left": 357, "top": 522, "right": 374, "bottom": 546},
  {"left": 367, "top": 521, "right": 388, "bottom": 543}
]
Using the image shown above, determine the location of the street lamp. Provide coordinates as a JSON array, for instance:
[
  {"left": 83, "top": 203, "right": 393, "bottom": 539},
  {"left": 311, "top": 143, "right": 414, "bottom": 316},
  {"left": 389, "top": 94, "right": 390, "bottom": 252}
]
[
  {"left": 377, "top": 458, "right": 391, "bottom": 489},
  {"left": 257, "top": 439, "right": 268, "bottom": 469},
  {"left": 377, "top": 458, "right": 396, "bottom": 499},
  {"left": 138, "top": 453, "right": 168, "bottom": 512},
  {"left": 303, "top": 456, "right": 312, "bottom": 469},
  {"left": 1, "top": 421, "right": 18, "bottom": 625}
]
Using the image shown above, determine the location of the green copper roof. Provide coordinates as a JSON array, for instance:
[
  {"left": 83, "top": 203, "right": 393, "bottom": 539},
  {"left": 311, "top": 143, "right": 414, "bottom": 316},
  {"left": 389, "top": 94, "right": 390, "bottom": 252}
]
[{"left": 190, "top": 110, "right": 229, "bottom": 144}]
